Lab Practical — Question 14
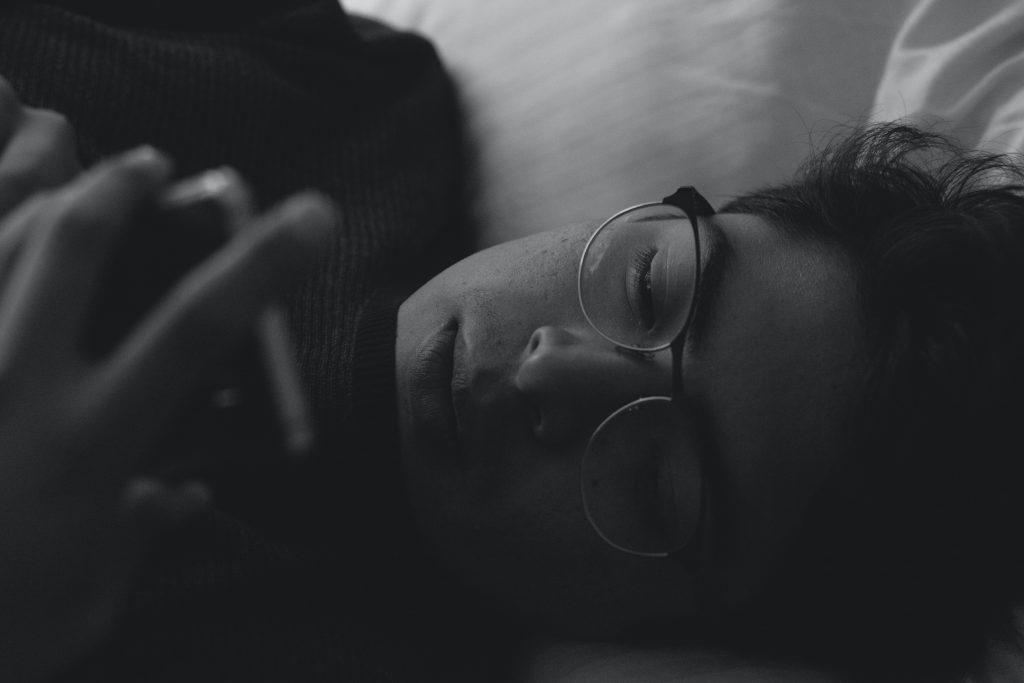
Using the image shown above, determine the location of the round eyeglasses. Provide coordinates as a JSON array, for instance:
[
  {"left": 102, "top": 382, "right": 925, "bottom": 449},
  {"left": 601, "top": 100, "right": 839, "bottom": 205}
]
[{"left": 577, "top": 187, "right": 715, "bottom": 558}]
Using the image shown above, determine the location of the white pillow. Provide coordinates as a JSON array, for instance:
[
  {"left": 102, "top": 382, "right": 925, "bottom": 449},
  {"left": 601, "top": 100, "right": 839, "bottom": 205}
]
[
  {"left": 872, "top": 0, "right": 1024, "bottom": 155},
  {"left": 345, "top": 0, "right": 916, "bottom": 246}
]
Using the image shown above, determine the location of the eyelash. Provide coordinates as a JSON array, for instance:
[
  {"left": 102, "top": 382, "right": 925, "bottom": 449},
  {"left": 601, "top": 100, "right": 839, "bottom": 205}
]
[{"left": 629, "top": 245, "right": 658, "bottom": 329}]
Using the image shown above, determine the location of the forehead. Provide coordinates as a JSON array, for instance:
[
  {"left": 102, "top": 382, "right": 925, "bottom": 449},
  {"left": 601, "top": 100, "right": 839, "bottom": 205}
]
[{"left": 689, "top": 212, "right": 866, "bottom": 600}]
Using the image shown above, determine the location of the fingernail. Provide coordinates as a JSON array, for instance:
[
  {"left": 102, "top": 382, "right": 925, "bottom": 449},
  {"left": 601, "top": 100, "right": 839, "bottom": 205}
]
[
  {"left": 161, "top": 167, "right": 236, "bottom": 204},
  {"left": 121, "top": 144, "right": 165, "bottom": 168},
  {"left": 191, "top": 167, "right": 233, "bottom": 195}
]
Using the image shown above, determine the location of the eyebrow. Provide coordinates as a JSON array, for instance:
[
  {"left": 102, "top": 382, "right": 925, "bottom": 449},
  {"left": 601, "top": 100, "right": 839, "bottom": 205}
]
[{"left": 686, "top": 215, "right": 735, "bottom": 351}]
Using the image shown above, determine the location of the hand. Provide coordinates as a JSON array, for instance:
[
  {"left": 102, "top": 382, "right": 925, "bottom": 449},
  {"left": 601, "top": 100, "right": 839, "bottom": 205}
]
[
  {"left": 0, "top": 147, "right": 333, "bottom": 682},
  {"left": 0, "top": 75, "right": 80, "bottom": 218}
]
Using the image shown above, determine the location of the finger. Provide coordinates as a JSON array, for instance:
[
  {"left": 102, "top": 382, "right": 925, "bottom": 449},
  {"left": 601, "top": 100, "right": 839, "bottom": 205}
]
[
  {"left": 0, "top": 107, "right": 80, "bottom": 217},
  {"left": 94, "top": 192, "right": 334, "bottom": 449},
  {"left": 0, "top": 146, "right": 172, "bottom": 357},
  {"left": 0, "top": 108, "right": 79, "bottom": 273},
  {"left": 0, "top": 191, "right": 48, "bottom": 290}
]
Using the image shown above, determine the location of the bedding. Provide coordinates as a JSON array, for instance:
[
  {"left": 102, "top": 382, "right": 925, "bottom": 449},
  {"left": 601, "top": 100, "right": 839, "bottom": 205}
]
[
  {"left": 871, "top": 0, "right": 1024, "bottom": 154},
  {"left": 343, "top": 0, "right": 918, "bottom": 247}
]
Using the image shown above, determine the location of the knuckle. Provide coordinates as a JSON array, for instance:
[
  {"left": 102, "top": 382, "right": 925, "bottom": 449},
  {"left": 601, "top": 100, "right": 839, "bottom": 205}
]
[
  {"left": 33, "top": 109, "right": 77, "bottom": 151},
  {"left": 45, "top": 196, "right": 107, "bottom": 255},
  {"left": 34, "top": 111, "right": 81, "bottom": 180},
  {"left": 32, "top": 107, "right": 70, "bottom": 132},
  {"left": 47, "top": 167, "right": 150, "bottom": 250},
  {"left": 0, "top": 113, "right": 78, "bottom": 203},
  {"left": 105, "top": 156, "right": 156, "bottom": 188}
]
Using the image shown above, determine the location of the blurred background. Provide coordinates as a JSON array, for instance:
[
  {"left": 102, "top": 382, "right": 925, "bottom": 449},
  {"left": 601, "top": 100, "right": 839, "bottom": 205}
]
[{"left": 345, "top": 0, "right": 1024, "bottom": 248}]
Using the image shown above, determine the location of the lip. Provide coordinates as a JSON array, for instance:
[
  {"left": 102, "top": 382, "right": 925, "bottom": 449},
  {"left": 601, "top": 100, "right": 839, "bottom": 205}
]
[{"left": 408, "top": 319, "right": 465, "bottom": 466}]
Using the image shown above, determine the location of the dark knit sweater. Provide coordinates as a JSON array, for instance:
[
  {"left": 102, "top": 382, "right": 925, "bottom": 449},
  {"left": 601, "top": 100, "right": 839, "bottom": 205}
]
[
  {"left": 0, "top": 0, "right": 467, "bottom": 425},
  {"left": 0, "top": 2, "right": 506, "bottom": 681}
]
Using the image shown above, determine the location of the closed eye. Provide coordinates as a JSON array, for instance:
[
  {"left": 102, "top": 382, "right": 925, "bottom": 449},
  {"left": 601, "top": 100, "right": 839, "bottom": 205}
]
[{"left": 628, "top": 245, "right": 658, "bottom": 331}]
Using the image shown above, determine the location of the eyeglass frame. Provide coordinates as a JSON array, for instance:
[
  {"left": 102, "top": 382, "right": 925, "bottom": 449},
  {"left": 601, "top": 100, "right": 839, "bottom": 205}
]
[{"left": 576, "top": 186, "right": 717, "bottom": 561}]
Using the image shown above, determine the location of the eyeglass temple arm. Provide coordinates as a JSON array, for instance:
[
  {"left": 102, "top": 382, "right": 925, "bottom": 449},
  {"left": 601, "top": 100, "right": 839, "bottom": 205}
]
[{"left": 663, "top": 186, "right": 716, "bottom": 398}]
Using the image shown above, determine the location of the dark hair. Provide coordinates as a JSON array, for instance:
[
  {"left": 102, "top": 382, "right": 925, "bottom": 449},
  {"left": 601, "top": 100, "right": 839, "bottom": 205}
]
[{"left": 719, "top": 123, "right": 1024, "bottom": 679}]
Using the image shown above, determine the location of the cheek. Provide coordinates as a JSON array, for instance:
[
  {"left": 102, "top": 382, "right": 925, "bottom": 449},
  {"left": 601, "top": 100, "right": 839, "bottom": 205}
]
[
  {"left": 404, "top": 451, "right": 704, "bottom": 633},
  {"left": 404, "top": 446, "right": 597, "bottom": 587},
  {"left": 409, "top": 452, "right": 584, "bottom": 555}
]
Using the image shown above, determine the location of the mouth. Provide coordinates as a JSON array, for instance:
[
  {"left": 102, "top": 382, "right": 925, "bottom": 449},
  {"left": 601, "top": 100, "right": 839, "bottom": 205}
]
[{"left": 408, "top": 318, "right": 466, "bottom": 467}]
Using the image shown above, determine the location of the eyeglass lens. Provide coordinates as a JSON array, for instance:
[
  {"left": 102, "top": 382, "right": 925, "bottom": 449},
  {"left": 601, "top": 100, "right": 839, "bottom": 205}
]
[{"left": 578, "top": 203, "right": 696, "bottom": 351}]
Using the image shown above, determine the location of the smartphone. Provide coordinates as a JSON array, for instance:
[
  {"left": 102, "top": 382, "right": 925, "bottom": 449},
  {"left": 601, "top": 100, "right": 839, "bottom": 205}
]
[{"left": 83, "top": 169, "right": 315, "bottom": 479}]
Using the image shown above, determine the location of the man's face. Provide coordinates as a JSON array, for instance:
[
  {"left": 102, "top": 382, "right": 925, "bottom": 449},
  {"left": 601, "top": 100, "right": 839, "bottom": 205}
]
[{"left": 394, "top": 211, "right": 866, "bottom": 635}]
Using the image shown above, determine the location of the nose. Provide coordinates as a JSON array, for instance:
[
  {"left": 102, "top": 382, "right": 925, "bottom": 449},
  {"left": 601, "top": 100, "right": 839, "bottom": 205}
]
[{"left": 515, "top": 326, "right": 668, "bottom": 446}]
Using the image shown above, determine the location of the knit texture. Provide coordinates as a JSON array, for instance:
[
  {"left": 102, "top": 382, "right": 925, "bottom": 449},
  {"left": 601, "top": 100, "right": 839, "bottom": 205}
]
[
  {"left": 0, "top": 2, "right": 495, "bottom": 680},
  {"left": 0, "top": 0, "right": 468, "bottom": 439}
]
